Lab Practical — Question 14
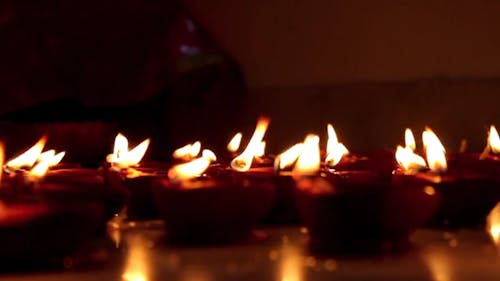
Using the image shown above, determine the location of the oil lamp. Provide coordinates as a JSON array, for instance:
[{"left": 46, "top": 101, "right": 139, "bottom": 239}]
[
  {"left": 153, "top": 148, "right": 275, "bottom": 244},
  {"left": 393, "top": 128, "right": 500, "bottom": 228},
  {"left": 294, "top": 132, "right": 438, "bottom": 253}
]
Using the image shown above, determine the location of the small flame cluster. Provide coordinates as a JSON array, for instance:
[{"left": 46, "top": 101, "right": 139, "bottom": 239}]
[
  {"left": 2, "top": 136, "right": 66, "bottom": 181},
  {"left": 102, "top": 121, "right": 500, "bottom": 184},
  {"left": 396, "top": 128, "right": 447, "bottom": 173}
]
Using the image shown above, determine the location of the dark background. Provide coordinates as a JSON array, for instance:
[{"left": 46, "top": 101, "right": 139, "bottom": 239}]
[{"left": 0, "top": 0, "right": 498, "bottom": 164}]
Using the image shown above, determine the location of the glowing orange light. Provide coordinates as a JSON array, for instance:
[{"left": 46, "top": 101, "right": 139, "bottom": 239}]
[
  {"left": 6, "top": 136, "right": 47, "bottom": 169},
  {"left": 405, "top": 128, "right": 417, "bottom": 150},
  {"left": 275, "top": 143, "right": 304, "bottom": 171},
  {"left": 168, "top": 156, "right": 212, "bottom": 183},
  {"left": 231, "top": 117, "right": 270, "bottom": 171},
  {"left": 422, "top": 128, "right": 447, "bottom": 172},
  {"left": 172, "top": 141, "right": 201, "bottom": 161},
  {"left": 0, "top": 142, "right": 4, "bottom": 184},
  {"left": 488, "top": 203, "right": 500, "bottom": 248},
  {"left": 489, "top": 125, "right": 500, "bottom": 154},
  {"left": 256, "top": 141, "right": 266, "bottom": 158},
  {"left": 325, "top": 124, "right": 349, "bottom": 167},
  {"left": 227, "top": 133, "right": 242, "bottom": 153},
  {"left": 107, "top": 133, "right": 150, "bottom": 169},
  {"left": 293, "top": 134, "right": 320, "bottom": 177}
]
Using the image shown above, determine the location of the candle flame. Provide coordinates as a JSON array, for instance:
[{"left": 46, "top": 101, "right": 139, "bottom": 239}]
[
  {"left": 107, "top": 133, "right": 150, "bottom": 169},
  {"left": 293, "top": 134, "right": 320, "bottom": 177},
  {"left": 28, "top": 150, "right": 66, "bottom": 180},
  {"left": 422, "top": 128, "right": 447, "bottom": 172},
  {"left": 489, "top": 125, "right": 500, "bottom": 154},
  {"left": 227, "top": 133, "right": 242, "bottom": 153},
  {"left": 172, "top": 141, "right": 201, "bottom": 161},
  {"left": 395, "top": 145, "right": 426, "bottom": 171},
  {"left": 6, "top": 136, "right": 47, "bottom": 169},
  {"left": 275, "top": 143, "right": 304, "bottom": 171},
  {"left": 168, "top": 156, "right": 213, "bottom": 183},
  {"left": 231, "top": 117, "right": 270, "bottom": 171},
  {"left": 0, "top": 142, "right": 4, "bottom": 184},
  {"left": 256, "top": 141, "right": 266, "bottom": 158},
  {"left": 325, "top": 124, "right": 349, "bottom": 167},
  {"left": 395, "top": 128, "right": 426, "bottom": 171},
  {"left": 202, "top": 149, "right": 217, "bottom": 162},
  {"left": 405, "top": 128, "right": 417, "bottom": 150}
]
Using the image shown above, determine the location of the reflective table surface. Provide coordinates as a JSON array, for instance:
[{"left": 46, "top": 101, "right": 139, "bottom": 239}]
[{"left": 2, "top": 219, "right": 500, "bottom": 281}]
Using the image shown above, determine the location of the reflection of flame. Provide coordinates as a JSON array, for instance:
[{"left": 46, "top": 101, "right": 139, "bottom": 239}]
[
  {"left": 173, "top": 141, "right": 201, "bottom": 161},
  {"left": 227, "top": 133, "right": 242, "bottom": 153},
  {"left": 489, "top": 125, "right": 500, "bottom": 154},
  {"left": 325, "top": 124, "right": 349, "bottom": 167},
  {"left": 168, "top": 156, "right": 213, "bottom": 183},
  {"left": 275, "top": 143, "right": 303, "bottom": 171},
  {"left": 280, "top": 244, "right": 303, "bottom": 281},
  {"left": 231, "top": 117, "right": 270, "bottom": 171},
  {"left": 293, "top": 134, "right": 320, "bottom": 177},
  {"left": 421, "top": 248, "right": 453, "bottom": 281},
  {"left": 122, "top": 236, "right": 149, "bottom": 281},
  {"left": 108, "top": 133, "right": 150, "bottom": 168},
  {"left": 423, "top": 128, "right": 447, "bottom": 172},
  {"left": 488, "top": 203, "right": 500, "bottom": 248},
  {"left": 6, "top": 136, "right": 47, "bottom": 169}
]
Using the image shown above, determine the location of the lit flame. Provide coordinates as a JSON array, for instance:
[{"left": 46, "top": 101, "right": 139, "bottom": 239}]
[
  {"left": 395, "top": 145, "right": 426, "bottom": 171},
  {"left": 28, "top": 150, "right": 66, "bottom": 180},
  {"left": 293, "top": 134, "right": 320, "bottom": 177},
  {"left": 488, "top": 203, "right": 500, "bottom": 249},
  {"left": 6, "top": 136, "right": 47, "bottom": 169},
  {"left": 39, "top": 150, "right": 66, "bottom": 167},
  {"left": 231, "top": 117, "right": 270, "bottom": 171},
  {"left": 325, "top": 124, "right": 349, "bottom": 167},
  {"left": 107, "top": 133, "right": 150, "bottom": 168},
  {"left": 489, "top": 125, "right": 500, "bottom": 154},
  {"left": 395, "top": 128, "right": 426, "bottom": 171},
  {"left": 202, "top": 149, "right": 217, "bottom": 162},
  {"left": 168, "top": 156, "right": 214, "bottom": 183},
  {"left": 256, "top": 141, "right": 266, "bottom": 158},
  {"left": 275, "top": 143, "right": 304, "bottom": 171},
  {"left": 423, "top": 128, "right": 447, "bottom": 172},
  {"left": 172, "top": 141, "right": 201, "bottom": 161},
  {"left": 0, "top": 143, "right": 4, "bottom": 184},
  {"left": 227, "top": 132, "right": 242, "bottom": 153},
  {"left": 405, "top": 128, "right": 416, "bottom": 150}
]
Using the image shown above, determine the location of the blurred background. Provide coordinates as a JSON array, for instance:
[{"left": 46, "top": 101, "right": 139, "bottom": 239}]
[{"left": 0, "top": 0, "right": 498, "bottom": 164}]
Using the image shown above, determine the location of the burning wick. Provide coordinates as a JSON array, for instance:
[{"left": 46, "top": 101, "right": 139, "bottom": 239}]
[{"left": 231, "top": 117, "right": 270, "bottom": 172}]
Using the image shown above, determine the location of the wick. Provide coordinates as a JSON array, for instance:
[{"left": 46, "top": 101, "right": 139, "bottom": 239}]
[
  {"left": 458, "top": 139, "right": 467, "bottom": 153},
  {"left": 479, "top": 143, "right": 491, "bottom": 160}
]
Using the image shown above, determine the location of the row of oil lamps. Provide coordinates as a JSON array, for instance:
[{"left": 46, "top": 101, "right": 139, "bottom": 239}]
[{"left": 0, "top": 117, "right": 498, "bottom": 262}]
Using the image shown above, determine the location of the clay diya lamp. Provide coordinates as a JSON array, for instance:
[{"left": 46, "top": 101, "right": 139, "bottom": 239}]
[
  {"left": 153, "top": 155, "right": 275, "bottom": 244},
  {"left": 447, "top": 125, "right": 500, "bottom": 176},
  {"left": 0, "top": 201, "right": 106, "bottom": 264},
  {"left": 293, "top": 134, "right": 438, "bottom": 253},
  {"left": 392, "top": 128, "right": 500, "bottom": 229},
  {"left": 104, "top": 133, "right": 160, "bottom": 220},
  {"left": 323, "top": 124, "right": 396, "bottom": 180}
]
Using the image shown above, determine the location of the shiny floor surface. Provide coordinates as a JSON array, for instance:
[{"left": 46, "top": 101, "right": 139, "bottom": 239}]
[{"left": 1, "top": 223, "right": 500, "bottom": 281}]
